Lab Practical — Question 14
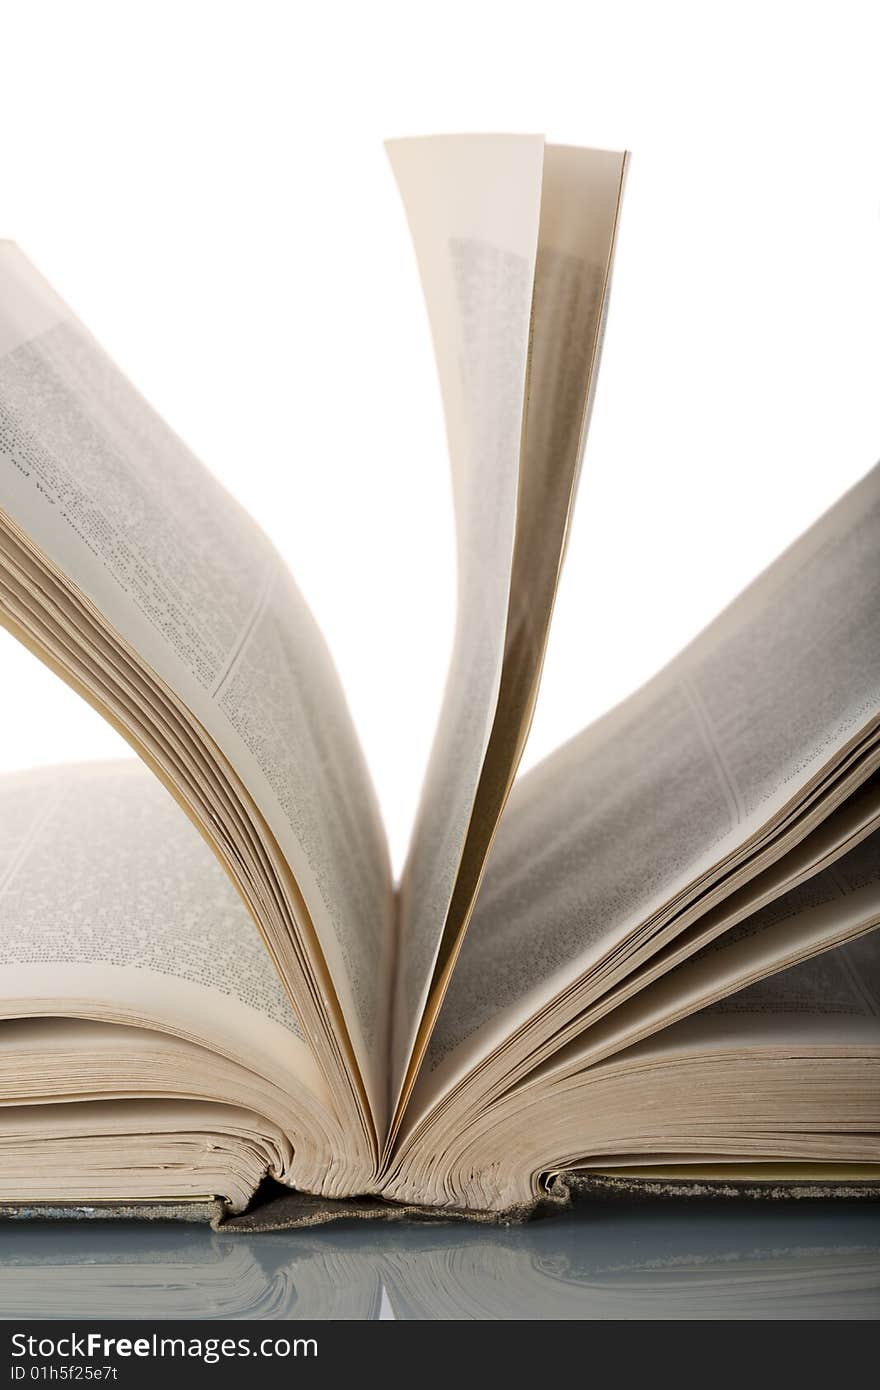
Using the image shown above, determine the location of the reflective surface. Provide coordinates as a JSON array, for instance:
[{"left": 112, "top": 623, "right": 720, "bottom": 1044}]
[{"left": 0, "top": 1201, "right": 878, "bottom": 1319}]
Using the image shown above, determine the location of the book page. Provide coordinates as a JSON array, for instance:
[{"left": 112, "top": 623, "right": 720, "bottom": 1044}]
[
  {"left": 0, "top": 244, "right": 392, "bottom": 1113},
  {"left": 541, "top": 824, "right": 880, "bottom": 1079},
  {"left": 388, "top": 139, "right": 626, "bottom": 1104},
  {"left": 703, "top": 928, "right": 880, "bottom": 1021},
  {"left": 0, "top": 761, "right": 329, "bottom": 1105},
  {"left": 420, "top": 463, "right": 880, "bottom": 1093},
  {"left": 385, "top": 135, "right": 545, "bottom": 1094},
  {"left": 619, "top": 935, "right": 880, "bottom": 1061},
  {"left": 0, "top": 1098, "right": 296, "bottom": 1212}
]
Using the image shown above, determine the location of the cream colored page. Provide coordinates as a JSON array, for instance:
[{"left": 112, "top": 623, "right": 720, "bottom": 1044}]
[
  {"left": 546, "top": 827, "right": 880, "bottom": 1077},
  {"left": 424, "top": 464, "right": 880, "bottom": 1078},
  {"left": 405, "top": 146, "right": 627, "bottom": 1037},
  {"left": 704, "top": 928, "right": 880, "bottom": 1020},
  {"left": 386, "top": 136, "right": 546, "bottom": 1077},
  {"left": 0, "top": 1099, "right": 293, "bottom": 1212},
  {"left": 0, "top": 245, "right": 392, "bottom": 1091},
  {"left": 0, "top": 761, "right": 328, "bottom": 1101},
  {"left": 685, "top": 821, "right": 880, "bottom": 989},
  {"left": 617, "top": 936, "right": 880, "bottom": 1064}
]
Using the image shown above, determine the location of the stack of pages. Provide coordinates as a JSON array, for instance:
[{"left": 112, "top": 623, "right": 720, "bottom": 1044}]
[{"left": 0, "top": 135, "right": 877, "bottom": 1226}]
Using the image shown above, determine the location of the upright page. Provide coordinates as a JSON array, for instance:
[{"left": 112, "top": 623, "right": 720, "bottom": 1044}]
[{"left": 387, "top": 136, "right": 627, "bottom": 1114}]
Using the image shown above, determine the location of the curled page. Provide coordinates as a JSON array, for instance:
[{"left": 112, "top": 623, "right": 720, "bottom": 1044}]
[
  {"left": 415, "top": 464, "right": 880, "bottom": 1117},
  {"left": 387, "top": 137, "right": 627, "bottom": 1116},
  {"left": 0, "top": 243, "right": 393, "bottom": 1138}
]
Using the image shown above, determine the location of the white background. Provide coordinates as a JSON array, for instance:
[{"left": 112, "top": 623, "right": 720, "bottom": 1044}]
[{"left": 0, "top": 0, "right": 878, "bottom": 875}]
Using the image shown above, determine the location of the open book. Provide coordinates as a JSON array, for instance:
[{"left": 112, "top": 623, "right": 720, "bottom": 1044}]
[{"left": 0, "top": 134, "right": 878, "bottom": 1226}]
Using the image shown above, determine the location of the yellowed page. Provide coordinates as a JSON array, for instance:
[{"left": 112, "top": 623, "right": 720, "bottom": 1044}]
[
  {"left": 0, "top": 1099, "right": 293, "bottom": 1212},
  {"left": 0, "top": 761, "right": 328, "bottom": 1104},
  {"left": 415, "top": 463, "right": 880, "bottom": 1111},
  {"left": 612, "top": 936, "right": 880, "bottom": 1059},
  {"left": 388, "top": 139, "right": 627, "bottom": 1111},
  {"left": 543, "top": 825, "right": 880, "bottom": 1078},
  {"left": 386, "top": 134, "right": 545, "bottom": 1093},
  {"left": 0, "top": 245, "right": 392, "bottom": 1118}
]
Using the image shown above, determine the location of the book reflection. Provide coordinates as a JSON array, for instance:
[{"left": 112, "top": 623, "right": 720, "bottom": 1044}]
[{"left": 0, "top": 1202, "right": 877, "bottom": 1320}]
